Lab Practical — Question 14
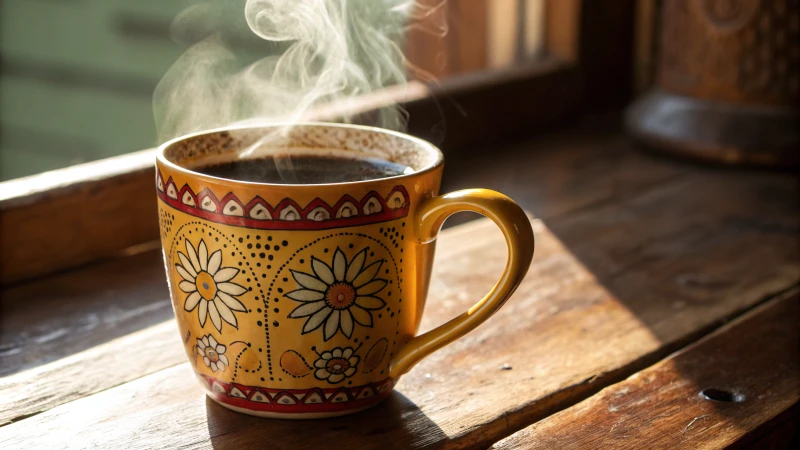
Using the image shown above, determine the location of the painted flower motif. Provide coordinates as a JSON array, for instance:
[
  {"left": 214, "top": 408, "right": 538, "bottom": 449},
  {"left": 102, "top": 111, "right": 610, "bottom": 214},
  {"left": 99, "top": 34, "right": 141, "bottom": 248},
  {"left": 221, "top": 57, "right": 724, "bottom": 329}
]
[
  {"left": 197, "top": 334, "right": 229, "bottom": 372},
  {"left": 177, "top": 239, "right": 247, "bottom": 332},
  {"left": 314, "top": 347, "right": 359, "bottom": 384},
  {"left": 286, "top": 247, "right": 387, "bottom": 341}
]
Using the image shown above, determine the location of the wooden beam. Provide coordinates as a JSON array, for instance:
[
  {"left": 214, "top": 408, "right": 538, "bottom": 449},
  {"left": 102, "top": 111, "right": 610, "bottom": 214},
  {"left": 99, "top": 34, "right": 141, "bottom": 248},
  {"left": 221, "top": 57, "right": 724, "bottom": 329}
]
[{"left": 0, "top": 151, "right": 159, "bottom": 285}]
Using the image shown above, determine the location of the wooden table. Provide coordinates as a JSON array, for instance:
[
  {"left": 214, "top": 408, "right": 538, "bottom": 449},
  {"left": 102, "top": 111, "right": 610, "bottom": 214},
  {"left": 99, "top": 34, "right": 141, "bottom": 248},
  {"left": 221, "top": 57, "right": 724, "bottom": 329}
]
[{"left": 2, "top": 119, "right": 798, "bottom": 448}]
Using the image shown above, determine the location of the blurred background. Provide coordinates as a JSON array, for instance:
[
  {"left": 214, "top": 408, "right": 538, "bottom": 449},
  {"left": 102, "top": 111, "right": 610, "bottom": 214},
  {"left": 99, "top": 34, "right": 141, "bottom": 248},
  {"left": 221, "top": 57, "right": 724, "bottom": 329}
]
[
  {"left": 0, "top": 0, "right": 548, "bottom": 181},
  {"left": 3, "top": 0, "right": 795, "bottom": 182}
]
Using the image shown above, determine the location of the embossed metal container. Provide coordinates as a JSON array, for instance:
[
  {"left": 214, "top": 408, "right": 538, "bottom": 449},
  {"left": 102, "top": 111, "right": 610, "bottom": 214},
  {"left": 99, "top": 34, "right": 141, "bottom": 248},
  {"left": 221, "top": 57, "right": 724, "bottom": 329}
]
[{"left": 627, "top": 0, "right": 799, "bottom": 167}]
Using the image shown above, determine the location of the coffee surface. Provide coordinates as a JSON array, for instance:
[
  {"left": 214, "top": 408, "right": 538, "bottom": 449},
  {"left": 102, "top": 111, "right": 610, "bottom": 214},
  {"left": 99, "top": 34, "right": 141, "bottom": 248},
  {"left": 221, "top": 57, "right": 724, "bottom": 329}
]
[{"left": 196, "top": 155, "right": 410, "bottom": 184}]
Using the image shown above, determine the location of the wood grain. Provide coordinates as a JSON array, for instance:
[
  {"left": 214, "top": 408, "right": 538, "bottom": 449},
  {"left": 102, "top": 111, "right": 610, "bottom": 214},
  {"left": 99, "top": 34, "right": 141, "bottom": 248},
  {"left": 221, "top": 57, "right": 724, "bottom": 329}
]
[
  {"left": 2, "top": 153, "right": 797, "bottom": 447},
  {"left": 0, "top": 321, "right": 179, "bottom": 426},
  {"left": 0, "top": 249, "right": 170, "bottom": 377},
  {"left": 492, "top": 289, "right": 800, "bottom": 449},
  {"left": 0, "top": 151, "right": 159, "bottom": 285},
  {"left": 438, "top": 117, "right": 682, "bottom": 225}
]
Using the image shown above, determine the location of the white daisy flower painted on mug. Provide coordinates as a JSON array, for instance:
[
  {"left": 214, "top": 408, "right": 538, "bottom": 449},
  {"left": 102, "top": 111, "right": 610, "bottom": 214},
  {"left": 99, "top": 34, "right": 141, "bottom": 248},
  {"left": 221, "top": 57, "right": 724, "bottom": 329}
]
[
  {"left": 286, "top": 248, "right": 387, "bottom": 341},
  {"left": 314, "top": 347, "right": 359, "bottom": 384},
  {"left": 176, "top": 239, "right": 247, "bottom": 332},
  {"left": 197, "top": 334, "right": 229, "bottom": 372}
]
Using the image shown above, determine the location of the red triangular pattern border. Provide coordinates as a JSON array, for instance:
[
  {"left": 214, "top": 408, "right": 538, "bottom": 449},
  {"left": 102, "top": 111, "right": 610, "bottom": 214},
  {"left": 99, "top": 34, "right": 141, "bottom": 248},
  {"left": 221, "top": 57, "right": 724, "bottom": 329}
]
[
  {"left": 198, "top": 374, "right": 394, "bottom": 414},
  {"left": 157, "top": 171, "right": 410, "bottom": 230}
]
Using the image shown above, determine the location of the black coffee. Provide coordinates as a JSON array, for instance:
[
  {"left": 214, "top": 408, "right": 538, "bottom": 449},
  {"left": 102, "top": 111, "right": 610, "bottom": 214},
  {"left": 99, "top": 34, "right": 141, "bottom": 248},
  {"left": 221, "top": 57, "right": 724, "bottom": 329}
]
[{"left": 196, "top": 155, "right": 410, "bottom": 184}]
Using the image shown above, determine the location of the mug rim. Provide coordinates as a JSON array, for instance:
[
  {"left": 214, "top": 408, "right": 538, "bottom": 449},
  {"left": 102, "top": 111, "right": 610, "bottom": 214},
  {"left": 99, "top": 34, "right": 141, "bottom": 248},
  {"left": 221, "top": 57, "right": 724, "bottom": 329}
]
[{"left": 156, "top": 122, "right": 445, "bottom": 189}]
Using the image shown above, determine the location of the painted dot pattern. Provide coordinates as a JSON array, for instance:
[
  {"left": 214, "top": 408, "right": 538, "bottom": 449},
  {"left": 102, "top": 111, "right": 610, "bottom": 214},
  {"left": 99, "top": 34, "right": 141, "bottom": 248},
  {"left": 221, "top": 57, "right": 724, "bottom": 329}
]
[
  {"left": 269, "top": 224, "right": 406, "bottom": 379},
  {"left": 158, "top": 208, "right": 175, "bottom": 239},
  {"left": 165, "top": 214, "right": 408, "bottom": 386},
  {"left": 168, "top": 221, "right": 284, "bottom": 381}
]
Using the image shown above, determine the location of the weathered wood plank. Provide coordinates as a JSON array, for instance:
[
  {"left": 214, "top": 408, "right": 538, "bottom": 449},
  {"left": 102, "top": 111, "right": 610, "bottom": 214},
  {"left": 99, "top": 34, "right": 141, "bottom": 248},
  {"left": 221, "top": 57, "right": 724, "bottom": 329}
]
[
  {"left": 0, "top": 151, "right": 160, "bottom": 285},
  {"left": 492, "top": 289, "right": 800, "bottom": 450},
  {"left": 439, "top": 123, "right": 683, "bottom": 225},
  {"left": 0, "top": 321, "right": 178, "bottom": 426},
  {"left": 0, "top": 249, "right": 171, "bottom": 377},
  {"left": 2, "top": 162, "right": 797, "bottom": 447}
]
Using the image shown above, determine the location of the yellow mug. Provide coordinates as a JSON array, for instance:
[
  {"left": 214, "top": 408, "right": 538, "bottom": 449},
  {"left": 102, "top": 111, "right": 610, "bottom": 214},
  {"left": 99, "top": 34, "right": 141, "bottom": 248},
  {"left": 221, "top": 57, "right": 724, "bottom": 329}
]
[{"left": 155, "top": 123, "right": 534, "bottom": 418}]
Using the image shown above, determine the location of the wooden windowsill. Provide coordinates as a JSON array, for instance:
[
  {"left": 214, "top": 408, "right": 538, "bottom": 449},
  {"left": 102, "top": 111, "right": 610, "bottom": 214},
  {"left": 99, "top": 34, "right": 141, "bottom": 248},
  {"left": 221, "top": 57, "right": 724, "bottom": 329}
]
[{"left": 2, "top": 117, "right": 797, "bottom": 447}]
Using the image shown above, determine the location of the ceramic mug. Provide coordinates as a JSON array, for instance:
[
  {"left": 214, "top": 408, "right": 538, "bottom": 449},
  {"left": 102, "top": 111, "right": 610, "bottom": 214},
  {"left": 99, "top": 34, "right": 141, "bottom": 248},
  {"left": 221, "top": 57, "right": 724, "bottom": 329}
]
[{"left": 155, "top": 123, "right": 534, "bottom": 418}]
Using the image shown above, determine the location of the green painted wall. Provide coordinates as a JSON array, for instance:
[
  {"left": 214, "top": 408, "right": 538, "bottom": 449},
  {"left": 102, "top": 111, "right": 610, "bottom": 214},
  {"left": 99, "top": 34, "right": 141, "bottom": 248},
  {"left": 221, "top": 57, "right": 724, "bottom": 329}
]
[{"left": 0, "top": 0, "right": 272, "bottom": 181}]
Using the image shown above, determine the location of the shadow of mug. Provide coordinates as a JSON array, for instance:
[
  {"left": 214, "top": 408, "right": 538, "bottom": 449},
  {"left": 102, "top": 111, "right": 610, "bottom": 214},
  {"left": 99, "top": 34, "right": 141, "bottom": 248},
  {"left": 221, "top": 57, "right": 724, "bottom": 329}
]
[{"left": 205, "top": 391, "right": 447, "bottom": 448}]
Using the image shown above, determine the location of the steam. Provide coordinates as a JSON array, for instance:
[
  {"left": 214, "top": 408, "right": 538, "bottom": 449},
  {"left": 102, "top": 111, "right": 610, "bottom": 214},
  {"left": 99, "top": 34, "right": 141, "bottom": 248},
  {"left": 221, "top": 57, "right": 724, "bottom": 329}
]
[{"left": 154, "top": 0, "right": 427, "bottom": 144}]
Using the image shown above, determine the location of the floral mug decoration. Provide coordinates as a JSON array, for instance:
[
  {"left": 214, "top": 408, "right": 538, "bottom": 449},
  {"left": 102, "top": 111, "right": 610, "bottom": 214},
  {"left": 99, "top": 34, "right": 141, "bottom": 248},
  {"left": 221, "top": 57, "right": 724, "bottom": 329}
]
[{"left": 156, "top": 123, "right": 534, "bottom": 418}]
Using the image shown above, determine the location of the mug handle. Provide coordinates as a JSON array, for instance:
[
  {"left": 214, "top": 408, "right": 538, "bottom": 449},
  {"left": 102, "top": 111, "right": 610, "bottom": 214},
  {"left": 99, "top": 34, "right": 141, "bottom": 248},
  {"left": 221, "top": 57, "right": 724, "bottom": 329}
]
[{"left": 388, "top": 189, "right": 535, "bottom": 379}]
